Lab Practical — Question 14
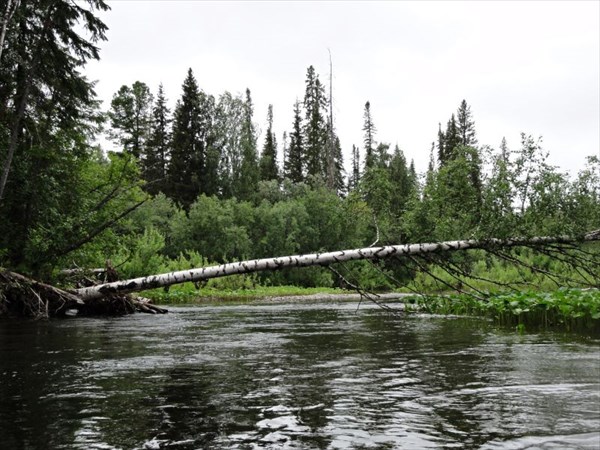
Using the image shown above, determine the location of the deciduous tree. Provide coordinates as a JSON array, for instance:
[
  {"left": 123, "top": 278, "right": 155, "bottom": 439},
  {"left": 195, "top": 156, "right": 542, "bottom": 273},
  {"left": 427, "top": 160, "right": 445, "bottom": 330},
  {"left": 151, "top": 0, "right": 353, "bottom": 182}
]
[{"left": 108, "top": 81, "right": 153, "bottom": 157}]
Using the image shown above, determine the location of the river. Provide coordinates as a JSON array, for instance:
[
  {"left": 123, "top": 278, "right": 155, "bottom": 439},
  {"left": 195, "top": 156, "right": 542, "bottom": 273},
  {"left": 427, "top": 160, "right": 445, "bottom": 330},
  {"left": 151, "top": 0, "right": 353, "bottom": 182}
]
[{"left": 1, "top": 300, "right": 599, "bottom": 449}]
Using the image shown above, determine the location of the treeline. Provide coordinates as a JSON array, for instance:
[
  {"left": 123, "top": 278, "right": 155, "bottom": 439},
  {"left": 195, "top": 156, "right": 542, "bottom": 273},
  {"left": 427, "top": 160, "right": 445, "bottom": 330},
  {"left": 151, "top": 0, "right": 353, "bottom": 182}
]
[
  {"left": 0, "top": 0, "right": 598, "bottom": 289},
  {"left": 106, "top": 65, "right": 345, "bottom": 207},
  {"left": 107, "top": 122, "right": 598, "bottom": 290}
]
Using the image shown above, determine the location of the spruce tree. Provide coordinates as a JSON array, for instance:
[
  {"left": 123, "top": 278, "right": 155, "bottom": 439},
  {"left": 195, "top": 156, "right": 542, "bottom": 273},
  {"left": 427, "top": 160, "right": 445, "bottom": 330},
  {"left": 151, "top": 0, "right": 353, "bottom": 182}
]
[
  {"left": 323, "top": 119, "right": 345, "bottom": 194},
  {"left": 437, "top": 123, "right": 446, "bottom": 165},
  {"left": 236, "top": 88, "right": 259, "bottom": 201},
  {"left": 500, "top": 136, "right": 509, "bottom": 163},
  {"left": 331, "top": 134, "right": 345, "bottom": 195},
  {"left": 457, "top": 99, "right": 477, "bottom": 147},
  {"left": 168, "top": 68, "right": 204, "bottom": 208},
  {"left": 303, "top": 66, "right": 328, "bottom": 180},
  {"left": 284, "top": 99, "right": 304, "bottom": 183},
  {"left": 281, "top": 131, "right": 289, "bottom": 179},
  {"left": 409, "top": 159, "right": 417, "bottom": 188},
  {"left": 428, "top": 142, "right": 436, "bottom": 173},
  {"left": 444, "top": 114, "right": 460, "bottom": 161},
  {"left": 363, "top": 101, "right": 376, "bottom": 169},
  {"left": 259, "top": 104, "right": 279, "bottom": 182},
  {"left": 349, "top": 144, "right": 361, "bottom": 191},
  {"left": 0, "top": 0, "right": 109, "bottom": 205},
  {"left": 389, "top": 144, "right": 413, "bottom": 215},
  {"left": 143, "top": 83, "right": 171, "bottom": 195},
  {"left": 456, "top": 100, "right": 481, "bottom": 210}
]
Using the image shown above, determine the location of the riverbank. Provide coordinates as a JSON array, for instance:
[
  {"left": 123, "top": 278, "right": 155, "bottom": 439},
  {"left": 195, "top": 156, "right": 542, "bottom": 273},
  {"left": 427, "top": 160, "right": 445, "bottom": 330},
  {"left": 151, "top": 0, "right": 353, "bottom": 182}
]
[{"left": 146, "top": 285, "right": 600, "bottom": 333}]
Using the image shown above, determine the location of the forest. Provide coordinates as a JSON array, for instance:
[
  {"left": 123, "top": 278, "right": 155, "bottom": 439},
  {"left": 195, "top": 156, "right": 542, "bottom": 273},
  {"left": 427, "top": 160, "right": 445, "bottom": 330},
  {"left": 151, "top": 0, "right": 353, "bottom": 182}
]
[{"left": 0, "top": 0, "right": 599, "bottom": 316}]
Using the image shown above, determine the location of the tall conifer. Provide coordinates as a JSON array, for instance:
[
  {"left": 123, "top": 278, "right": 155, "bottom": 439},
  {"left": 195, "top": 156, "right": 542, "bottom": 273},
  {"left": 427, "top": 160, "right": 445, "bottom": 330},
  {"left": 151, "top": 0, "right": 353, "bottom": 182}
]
[
  {"left": 437, "top": 122, "right": 446, "bottom": 165},
  {"left": 363, "top": 101, "right": 376, "bottom": 169},
  {"left": 349, "top": 144, "right": 361, "bottom": 191},
  {"left": 444, "top": 114, "right": 459, "bottom": 161},
  {"left": 143, "top": 83, "right": 170, "bottom": 195},
  {"left": 168, "top": 68, "right": 204, "bottom": 208},
  {"left": 457, "top": 99, "right": 477, "bottom": 147},
  {"left": 389, "top": 145, "right": 413, "bottom": 215},
  {"left": 303, "top": 66, "right": 328, "bottom": 180},
  {"left": 259, "top": 104, "right": 279, "bottom": 182},
  {"left": 236, "top": 88, "right": 259, "bottom": 201},
  {"left": 284, "top": 99, "right": 304, "bottom": 183}
]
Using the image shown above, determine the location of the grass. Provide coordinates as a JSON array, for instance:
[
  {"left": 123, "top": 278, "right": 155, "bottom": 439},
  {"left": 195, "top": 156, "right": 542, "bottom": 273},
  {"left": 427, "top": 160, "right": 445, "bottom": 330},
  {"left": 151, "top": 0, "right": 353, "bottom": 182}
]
[{"left": 143, "top": 283, "right": 345, "bottom": 304}]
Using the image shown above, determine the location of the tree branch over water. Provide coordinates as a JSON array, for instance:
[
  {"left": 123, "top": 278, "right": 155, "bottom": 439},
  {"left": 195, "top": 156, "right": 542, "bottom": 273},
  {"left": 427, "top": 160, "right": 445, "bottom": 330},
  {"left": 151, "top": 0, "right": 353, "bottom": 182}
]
[{"left": 74, "top": 230, "right": 600, "bottom": 301}]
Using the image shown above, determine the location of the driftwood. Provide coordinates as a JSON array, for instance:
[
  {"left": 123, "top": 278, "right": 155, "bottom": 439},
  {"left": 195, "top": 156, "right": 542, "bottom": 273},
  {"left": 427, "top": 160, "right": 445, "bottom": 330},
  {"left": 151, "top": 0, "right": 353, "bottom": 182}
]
[
  {"left": 1, "top": 230, "right": 598, "bottom": 318},
  {"left": 0, "top": 270, "right": 167, "bottom": 318}
]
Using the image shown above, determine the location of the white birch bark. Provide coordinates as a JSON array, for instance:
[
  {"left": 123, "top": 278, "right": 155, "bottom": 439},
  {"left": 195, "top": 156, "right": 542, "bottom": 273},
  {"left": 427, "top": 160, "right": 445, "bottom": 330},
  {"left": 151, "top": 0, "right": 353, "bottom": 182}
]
[
  {"left": 0, "top": 0, "right": 19, "bottom": 63},
  {"left": 75, "top": 230, "right": 600, "bottom": 301}
]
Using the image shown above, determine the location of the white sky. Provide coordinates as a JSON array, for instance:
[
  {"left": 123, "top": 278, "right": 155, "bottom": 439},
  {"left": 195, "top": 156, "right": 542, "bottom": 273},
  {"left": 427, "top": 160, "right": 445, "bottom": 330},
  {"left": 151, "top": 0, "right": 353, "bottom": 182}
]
[{"left": 85, "top": 0, "right": 600, "bottom": 176}]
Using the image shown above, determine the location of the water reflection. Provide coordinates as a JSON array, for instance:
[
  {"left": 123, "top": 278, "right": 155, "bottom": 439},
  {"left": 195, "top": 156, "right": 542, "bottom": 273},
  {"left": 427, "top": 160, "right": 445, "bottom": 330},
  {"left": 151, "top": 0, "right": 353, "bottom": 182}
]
[{"left": 0, "top": 301, "right": 599, "bottom": 449}]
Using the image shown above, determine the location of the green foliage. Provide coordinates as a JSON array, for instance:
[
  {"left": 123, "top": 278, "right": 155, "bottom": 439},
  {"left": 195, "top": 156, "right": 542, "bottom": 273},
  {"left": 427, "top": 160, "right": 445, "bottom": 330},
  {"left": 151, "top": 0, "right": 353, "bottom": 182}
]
[
  {"left": 409, "top": 246, "right": 597, "bottom": 295},
  {"left": 114, "top": 227, "right": 167, "bottom": 279},
  {"left": 47, "top": 151, "right": 146, "bottom": 267},
  {"left": 341, "top": 260, "right": 395, "bottom": 291},
  {"left": 170, "top": 195, "right": 252, "bottom": 263},
  {"left": 125, "top": 193, "right": 185, "bottom": 256},
  {"left": 410, "top": 289, "right": 600, "bottom": 333},
  {"left": 360, "top": 166, "right": 393, "bottom": 217},
  {"left": 0, "top": 0, "right": 112, "bottom": 275},
  {"left": 569, "top": 156, "right": 600, "bottom": 232},
  {"left": 108, "top": 81, "right": 154, "bottom": 157},
  {"left": 388, "top": 145, "right": 417, "bottom": 218}
]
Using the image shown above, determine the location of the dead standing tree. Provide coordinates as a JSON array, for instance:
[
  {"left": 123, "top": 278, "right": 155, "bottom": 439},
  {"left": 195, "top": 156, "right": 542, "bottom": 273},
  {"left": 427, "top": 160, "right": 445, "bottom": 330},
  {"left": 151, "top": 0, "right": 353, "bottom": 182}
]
[{"left": 1, "top": 230, "right": 599, "bottom": 318}]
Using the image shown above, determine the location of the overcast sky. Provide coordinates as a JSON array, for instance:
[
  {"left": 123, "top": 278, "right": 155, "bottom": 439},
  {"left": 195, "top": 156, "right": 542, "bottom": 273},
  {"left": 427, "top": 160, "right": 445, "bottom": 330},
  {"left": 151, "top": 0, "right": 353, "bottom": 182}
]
[{"left": 85, "top": 1, "right": 600, "bottom": 176}]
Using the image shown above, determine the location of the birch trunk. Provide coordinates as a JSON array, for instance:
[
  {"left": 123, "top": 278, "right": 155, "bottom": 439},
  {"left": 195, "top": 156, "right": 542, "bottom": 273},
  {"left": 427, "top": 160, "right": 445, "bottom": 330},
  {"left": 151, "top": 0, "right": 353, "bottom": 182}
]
[
  {"left": 0, "top": 0, "right": 19, "bottom": 63},
  {"left": 75, "top": 230, "right": 600, "bottom": 301}
]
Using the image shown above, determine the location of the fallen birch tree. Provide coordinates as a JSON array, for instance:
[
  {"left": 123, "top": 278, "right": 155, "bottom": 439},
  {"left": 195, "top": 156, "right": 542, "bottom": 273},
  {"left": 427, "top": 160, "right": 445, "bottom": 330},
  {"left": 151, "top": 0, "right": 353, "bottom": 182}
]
[
  {"left": 75, "top": 229, "right": 600, "bottom": 301},
  {"left": 1, "top": 229, "right": 598, "bottom": 318}
]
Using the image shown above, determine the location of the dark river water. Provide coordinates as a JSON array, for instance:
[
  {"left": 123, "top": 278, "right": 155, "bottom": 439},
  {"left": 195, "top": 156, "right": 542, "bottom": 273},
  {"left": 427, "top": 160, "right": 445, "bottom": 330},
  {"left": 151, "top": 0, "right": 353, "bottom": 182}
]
[{"left": 1, "top": 300, "right": 599, "bottom": 450}]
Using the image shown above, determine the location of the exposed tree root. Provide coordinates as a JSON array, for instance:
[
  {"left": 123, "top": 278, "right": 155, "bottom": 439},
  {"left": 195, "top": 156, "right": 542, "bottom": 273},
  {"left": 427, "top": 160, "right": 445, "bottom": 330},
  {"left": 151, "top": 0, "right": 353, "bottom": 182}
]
[{"left": 0, "top": 270, "right": 167, "bottom": 319}]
